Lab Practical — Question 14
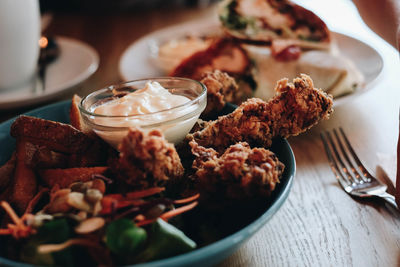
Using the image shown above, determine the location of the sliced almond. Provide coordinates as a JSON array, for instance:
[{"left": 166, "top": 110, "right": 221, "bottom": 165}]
[
  {"left": 45, "top": 189, "right": 72, "bottom": 214},
  {"left": 85, "top": 189, "right": 102, "bottom": 204},
  {"left": 67, "top": 192, "right": 91, "bottom": 212},
  {"left": 92, "top": 201, "right": 102, "bottom": 216},
  {"left": 75, "top": 217, "right": 105, "bottom": 234},
  {"left": 87, "top": 179, "right": 106, "bottom": 194}
]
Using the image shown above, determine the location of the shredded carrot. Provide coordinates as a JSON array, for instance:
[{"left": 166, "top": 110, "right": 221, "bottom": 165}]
[
  {"left": 0, "top": 201, "right": 36, "bottom": 239},
  {"left": 100, "top": 197, "right": 145, "bottom": 215},
  {"left": 100, "top": 187, "right": 165, "bottom": 215},
  {"left": 116, "top": 199, "right": 145, "bottom": 208},
  {"left": 38, "top": 238, "right": 101, "bottom": 254},
  {"left": 173, "top": 193, "right": 200, "bottom": 204},
  {"left": 1, "top": 201, "right": 22, "bottom": 226},
  {"left": 25, "top": 188, "right": 49, "bottom": 214},
  {"left": 105, "top": 187, "right": 164, "bottom": 201},
  {"left": 125, "top": 187, "right": 165, "bottom": 199},
  {"left": 0, "top": 229, "right": 12, "bottom": 235},
  {"left": 160, "top": 201, "right": 198, "bottom": 221},
  {"left": 99, "top": 197, "right": 119, "bottom": 215},
  {"left": 134, "top": 214, "right": 145, "bottom": 222},
  {"left": 101, "top": 194, "right": 124, "bottom": 201},
  {"left": 135, "top": 201, "right": 199, "bottom": 227},
  {"left": 135, "top": 218, "right": 155, "bottom": 227}
]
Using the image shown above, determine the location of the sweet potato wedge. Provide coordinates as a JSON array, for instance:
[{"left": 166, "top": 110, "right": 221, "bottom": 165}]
[
  {"left": 70, "top": 94, "right": 84, "bottom": 130},
  {"left": 39, "top": 166, "right": 109, "bottom": 188},
  {"left": 11, "top": 140, "right": 38, "bottom": 213},
  {"left": 70, "top": 94, "right": 95, "bottom": 136},
  {"left": 24, "top": 142, "right": 68, "bottom": 169},
  {"left": 10, "top": 115, "right": 93, "bottom": 154}
]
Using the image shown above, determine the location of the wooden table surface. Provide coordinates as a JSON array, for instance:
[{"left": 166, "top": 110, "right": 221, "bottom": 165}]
[{"left": 1, "top": 0, "right": 399, "bottom": 266}]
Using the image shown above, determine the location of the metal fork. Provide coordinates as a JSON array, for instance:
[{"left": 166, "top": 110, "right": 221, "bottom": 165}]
[{"left": 320, "top": 128, "right": 398, "bottom": 210}]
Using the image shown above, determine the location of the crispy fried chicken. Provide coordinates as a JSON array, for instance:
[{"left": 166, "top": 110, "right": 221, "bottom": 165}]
[
  {"left": 200, "top": 70, "right": 239, "bottom": 119},
  {"left": 190, "top": 141, "right": 284, "bottom": 200},
  {"left": 189, "top": 74, "right": 333, "bottom": 152},
  {"left": 113, "top": 128, "right": 184, "bottom": 189},
  {"left": 171, "top": 37, "right": 255, "bottom": 105}
]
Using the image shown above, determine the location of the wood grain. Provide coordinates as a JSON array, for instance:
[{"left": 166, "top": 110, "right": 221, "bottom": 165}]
[
  {"left": 1, "top": 1, "right": 400, "bottom": 266},
  {"left": 220, "top": 87, "right": 400, "bottom": 266}
]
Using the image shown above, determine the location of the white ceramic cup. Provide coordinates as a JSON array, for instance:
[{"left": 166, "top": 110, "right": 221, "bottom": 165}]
[{"left": 0, "top": 0, "right": 40, "bottom": 91}]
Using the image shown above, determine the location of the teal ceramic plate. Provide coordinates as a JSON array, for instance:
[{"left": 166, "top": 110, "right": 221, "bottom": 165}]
[{"left": 0, "top": 100, "right": 295, "bottom": 267}]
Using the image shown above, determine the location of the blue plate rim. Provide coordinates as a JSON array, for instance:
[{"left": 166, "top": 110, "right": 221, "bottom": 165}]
[{"left": 0, "top": 100, "right": 296, "bottom": 267}]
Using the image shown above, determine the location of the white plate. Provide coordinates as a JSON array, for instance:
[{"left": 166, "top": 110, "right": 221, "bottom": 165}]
[
  {"left": 0, "top": 36, "right": 99, "bottom": 110},
  {"left": 119, "top": 19, "right": 384, "bottom": 107}
]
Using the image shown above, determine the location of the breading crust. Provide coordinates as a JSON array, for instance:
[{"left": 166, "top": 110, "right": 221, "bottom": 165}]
[
  {"left": 189, "top": 74, "right": 333, "bottom": 152},
  {"left": 190, "top": 141, "right": 284, "bottom": 200},
  {"left": 112, "top": 128, "right": 185, "bottom": 189},
  {"left": 200, "top": 70, "right": 239, "bottom": 118}
]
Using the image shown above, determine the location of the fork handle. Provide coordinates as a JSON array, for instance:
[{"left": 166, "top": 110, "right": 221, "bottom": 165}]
[{"left": 378, "top": 192, "right": 398, "bottom": 210}]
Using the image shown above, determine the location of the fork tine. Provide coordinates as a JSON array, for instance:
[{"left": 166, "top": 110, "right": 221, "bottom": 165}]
[
  {"left": 324, "top": 130, "right": 358, "bottom": 185},
  {"left": 338, "top": 128, "right": 373, "bottom": 183},
  {"left": 322, "top": 128, "right": 398, "bottom": 209},
  {"left": 320, "top": 131, "right": 352, "bottom": 188},
  {"left": 333, "top": 128, "right": 368, "bottom": 184}
]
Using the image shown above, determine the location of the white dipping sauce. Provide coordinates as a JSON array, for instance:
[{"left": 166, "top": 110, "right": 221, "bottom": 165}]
[{"left": 90, "top": 81, "right": 200, "bottom": 148}]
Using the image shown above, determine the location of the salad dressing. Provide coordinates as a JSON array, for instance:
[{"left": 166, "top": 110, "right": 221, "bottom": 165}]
[
  {"left": 93, "top": 81, "right": 190, "bottom": 118},
  {"left": 89, "top": 81, "right": 199, "bottom": 148}
]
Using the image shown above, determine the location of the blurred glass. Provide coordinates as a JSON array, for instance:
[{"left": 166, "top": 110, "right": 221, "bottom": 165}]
[{"left": 0, "top": 0, "right": 40, "bottom": 90}]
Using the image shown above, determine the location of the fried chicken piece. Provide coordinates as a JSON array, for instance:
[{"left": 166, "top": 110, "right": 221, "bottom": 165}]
[
  {"left": 171, "top": 37, "right": 255, "bottom": 103},
  {"left": 112, "top": 128, "right": 184, "bottom": 189},
  {"left": 190, "top": 119, "right": 211, "bottom": 134},
  {"left": 200, "top": 70, "right": 239, "bottom": 119},
  {"left": 189, "top": 74, "right": 333, "bottom": 152},
  {"left": 190, "top": 141, "right": 284, "bottom": 200}
]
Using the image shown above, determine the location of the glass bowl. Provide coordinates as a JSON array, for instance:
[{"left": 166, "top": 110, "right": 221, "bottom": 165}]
[{"left": 79, "top": 77, "right": 207, "bottom": 148}]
